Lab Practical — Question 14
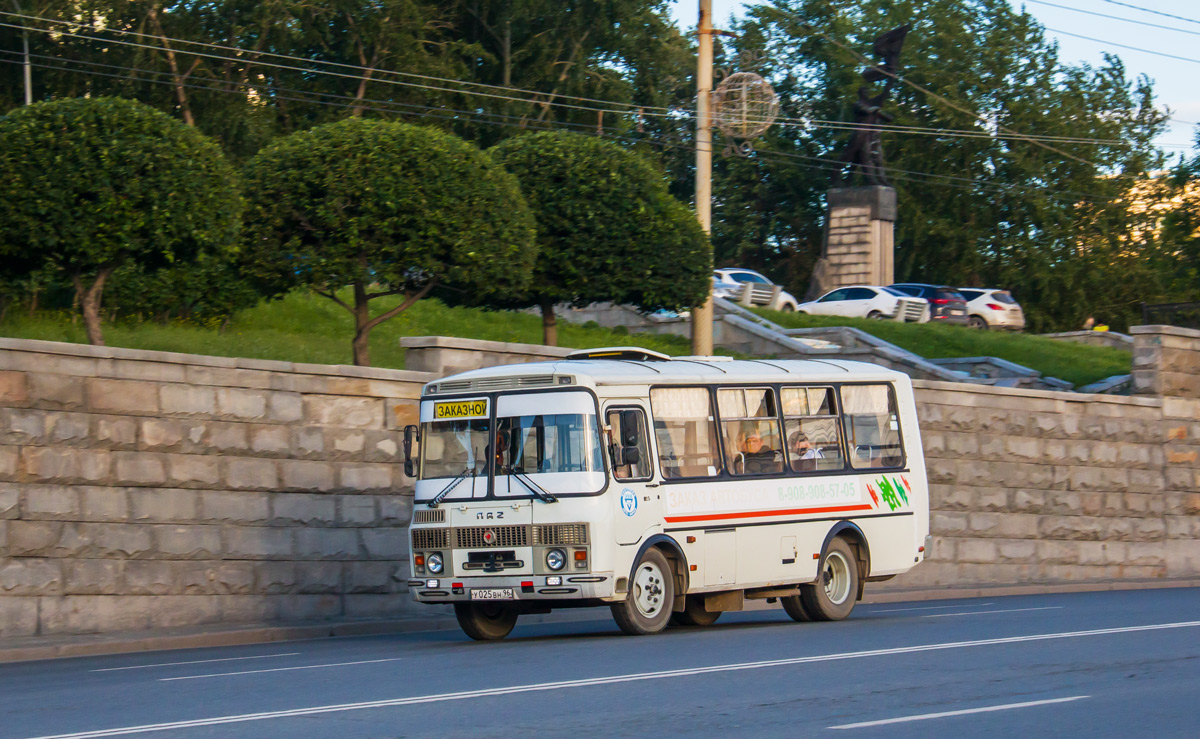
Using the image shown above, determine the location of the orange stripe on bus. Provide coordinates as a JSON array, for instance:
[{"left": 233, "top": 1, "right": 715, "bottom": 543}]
[{"left": 663, "top": 504, "right": 873, "bottom": 523}]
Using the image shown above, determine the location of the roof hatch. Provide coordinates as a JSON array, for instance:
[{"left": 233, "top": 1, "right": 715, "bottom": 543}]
[{"left": 565, "top": 347, "right": 672, "bottom": 362}]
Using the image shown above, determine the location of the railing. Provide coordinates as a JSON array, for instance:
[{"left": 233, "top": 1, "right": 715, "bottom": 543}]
[{"left": 1142, "top": 302, "right": 1200, "bottom": 330}]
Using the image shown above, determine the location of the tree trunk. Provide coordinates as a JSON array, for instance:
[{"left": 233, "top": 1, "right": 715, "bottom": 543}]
[
  {"left": 352, "top": 280, "right": 372, "bottom": 367},
  {"left": 541, "top": 300, "right": 557, "bottom": 346},
  {"left": 148, "top": 5, "right": 198, "bottom": 126},
  {"left": 73, "top": 267, "right": 115, "bottom": 346}
]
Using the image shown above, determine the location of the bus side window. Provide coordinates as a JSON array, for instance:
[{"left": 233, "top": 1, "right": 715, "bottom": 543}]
[
  {"left": 840, "top": 384, "right": 904, "bottom": 469},
  {"left": 607, "top": 408, "right": 651, "bottom": 480},
  {"left": 649, "top": 388, "right": 723, "bottom": 478},
  {"left": 781, "top": 386, "right": 845, "bottom": 473}
]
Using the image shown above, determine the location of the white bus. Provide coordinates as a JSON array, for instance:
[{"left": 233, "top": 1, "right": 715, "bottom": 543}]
[{"left": 403, "top": 348, "right": 930, "bottom": 640}]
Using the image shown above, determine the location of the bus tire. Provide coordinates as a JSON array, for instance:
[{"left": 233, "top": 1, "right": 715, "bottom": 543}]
[
  {"left": 454, "top": 603, "right": 519, "bottom": 641},
  {"left": 672, "top": 595, "right": 722, "bottom": 627},
  {"left": 800, "top": 537, "right": 859, "bottom": 621},
  {"left": 611, "top": 548, "right": 675, "bottom": 635},
  {"left": 780, "top": 594, "right": 814, "bottom": 622}
]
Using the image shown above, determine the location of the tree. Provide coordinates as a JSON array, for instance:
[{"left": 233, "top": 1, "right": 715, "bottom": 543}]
[
  {"left": 0, "top": 96, "right": 241, "bottom": 344},
  {"left": 240, "top": 117, "right": 537, "bottom": 365},
  {"left": 488, "top": 130, "right": 711, "bottom": 345}
]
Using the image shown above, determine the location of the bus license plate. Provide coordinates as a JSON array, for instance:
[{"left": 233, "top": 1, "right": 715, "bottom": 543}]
[{"left": 471, "top": 588, "right": 515, "bottom": 601}]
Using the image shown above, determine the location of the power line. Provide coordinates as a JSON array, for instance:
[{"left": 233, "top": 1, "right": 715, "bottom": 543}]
[
  {"left": 0, "top": 52, "right": 1124, "bottom": 207},
  {"left": 1045, "top": 26, "right": 1200, "bottom": 66},
  {"left": 1023, "top": 0, "right": 1200, "bottom": 36},
  {"left": 1100, "top": 0, "right": 1200, "bottom": 27},
  {"left": 0, "top": 9, "right": 674, "bottom": 113}
]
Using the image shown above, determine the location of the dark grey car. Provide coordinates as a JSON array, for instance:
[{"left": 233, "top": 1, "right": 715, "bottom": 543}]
[{"left": 889, "top": 283, "right": 969, "bottom": 324}]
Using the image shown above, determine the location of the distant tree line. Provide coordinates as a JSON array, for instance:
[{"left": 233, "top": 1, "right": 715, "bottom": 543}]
[{"left": 1, "top": 0, "right": 1198, "bottom": 333}]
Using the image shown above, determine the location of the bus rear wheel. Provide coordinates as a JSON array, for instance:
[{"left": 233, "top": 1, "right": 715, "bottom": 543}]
[
  {"left": 455, "top": 602, "right": 519, "bottom": 641},
  {"left": 671, "top": 595, "right": 722, "bottom": 627},
  {"left": 799, "top": 537, "right": 859, "bottom": 621},
  {"left": 780, "top": 593, "right": 814, "bottom": 622},
  {"left": 611, "top": 548, "right": 675, "bottom": 635}
]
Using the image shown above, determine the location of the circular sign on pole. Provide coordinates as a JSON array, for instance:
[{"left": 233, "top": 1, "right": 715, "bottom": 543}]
[{"left": 713, "top": 72, "right": 779, "bottom": 140}]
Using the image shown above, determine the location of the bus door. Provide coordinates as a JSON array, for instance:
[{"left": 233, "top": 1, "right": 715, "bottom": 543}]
[{"left": 604, "top": 402, "right": 659, "bottom": 545}]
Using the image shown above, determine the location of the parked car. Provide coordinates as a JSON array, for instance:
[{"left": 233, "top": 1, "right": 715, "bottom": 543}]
[
  {"left": 958, "top": 288, "right": 1026, "bottom": 331},
  {"left": 712, "top": 268, "right": 800, "bottom": 311},
  {"left": 889, "top": 283, "right": 969, "bottom": 324},
  {"left": 798, "top": 285, "right": 928, "bottom": 322}
]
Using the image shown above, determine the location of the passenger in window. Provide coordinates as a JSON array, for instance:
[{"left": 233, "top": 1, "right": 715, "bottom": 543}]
[
  {"left": 788, "top": 430, "right": 824, "bottom": 472},
  {"left": 736, "top": 426, "right": 781, "bottom": 475}
]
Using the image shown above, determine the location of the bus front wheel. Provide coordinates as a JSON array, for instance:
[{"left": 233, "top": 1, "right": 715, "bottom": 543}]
[
  {"left": 455, "top": 602, "right": 519, "bottom": 641},
  {"left": 612, "top": 548, "right": 675, "bottom": 635},
  {"left": 799, "top": 537, "right": 859, "bottom": 621}
]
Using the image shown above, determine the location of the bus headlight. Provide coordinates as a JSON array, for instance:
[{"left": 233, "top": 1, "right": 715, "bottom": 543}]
[
  {"left": 546, "top": 548, "right": 566, "bottom": 571},
  {"left": 427, "top": 553, "right": 444, "bottom": 574}
]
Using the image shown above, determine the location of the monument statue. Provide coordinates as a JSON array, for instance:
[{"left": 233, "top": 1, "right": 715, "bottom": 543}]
[{"left": 833, "top": 24, "right": 910, "bottom": 187}]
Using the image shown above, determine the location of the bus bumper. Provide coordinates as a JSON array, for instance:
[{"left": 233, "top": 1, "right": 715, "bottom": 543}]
[{"left": 408, "top": 572, "right": 614, "bottom": 603}]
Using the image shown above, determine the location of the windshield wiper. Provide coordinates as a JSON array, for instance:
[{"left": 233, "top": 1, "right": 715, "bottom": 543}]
[
  {"left": 511, "top": 471, "right": 558, "bottom": 503},
  {"left": 427, "top": 464, "right": 474, "bottom": 509}
]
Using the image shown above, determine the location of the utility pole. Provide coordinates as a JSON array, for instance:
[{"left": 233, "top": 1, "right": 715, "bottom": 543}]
[
  {"left": 12, "top": 1, "right": 31, "bottom": 105},
  {"left": 691, "top": 0, "right": 714, "bottom": 356}
]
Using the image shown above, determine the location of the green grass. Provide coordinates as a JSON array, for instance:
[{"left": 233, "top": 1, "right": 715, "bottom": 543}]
[
  {"left": 752, "top": 308, "right": 1131, "bottom": 387},
  {"left": 0, "top": 293, "right": 707, "bottom": 370}
]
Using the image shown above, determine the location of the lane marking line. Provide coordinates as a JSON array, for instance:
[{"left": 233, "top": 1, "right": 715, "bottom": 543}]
[
  {"left": 923, "top": 606, "right": 1065, "bottom": 619},
  {"left": 160, "top": 658, "right": 404, "bottom": 682},
  {"left": 829, "top": 695, "right": 1089, "bottom": 729},
  {"left": 870, "top": 602, "right": 995, "bottom": 614},
  {"left": 91, "top": 653, "right": 301, "bottom": 673},
  {"left": 24, "top": 620, "right": 1200, "bottom": 739}
]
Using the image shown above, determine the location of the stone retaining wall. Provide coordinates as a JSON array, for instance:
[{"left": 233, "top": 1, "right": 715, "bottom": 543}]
[
  {"left": 880, "top": 382, "right": 1200, "bottom": 593},
  {"left": 1132, "top": 325, "right": 1200, "bottom": 398},
  {"left": 0, "top": 338, "right": 432, "bottom": 637},
  {"left": 1, "top": 338, "right": 1197, "bottom": 638}
]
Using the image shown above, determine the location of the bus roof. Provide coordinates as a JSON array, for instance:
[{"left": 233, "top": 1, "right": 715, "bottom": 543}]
[{"left": 422, "top": 352, "right": 909, "bottom": 397}]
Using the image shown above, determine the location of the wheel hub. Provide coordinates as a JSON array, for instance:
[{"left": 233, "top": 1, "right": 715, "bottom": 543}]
[{"left": 634, "top": 563, "right": 665, "bottom": 617}]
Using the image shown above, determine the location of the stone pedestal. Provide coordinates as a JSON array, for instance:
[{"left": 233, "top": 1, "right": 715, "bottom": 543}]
[{"left": 817, "top": 186, "right": 896, "bottom": 292}]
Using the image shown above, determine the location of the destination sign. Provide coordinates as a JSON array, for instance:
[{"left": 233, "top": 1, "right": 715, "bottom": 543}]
[{"left": 433, "top": 399, "right": 488, "bottom": 420}]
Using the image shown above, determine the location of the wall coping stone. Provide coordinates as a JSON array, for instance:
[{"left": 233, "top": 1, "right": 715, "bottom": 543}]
[
  {"left": 913, "top": 378, "right": 1163, "bottom": 408},
  {"left": 0, "top": 337, "right": 437, "bottom": 383},
  {"left": 1130, "top": 324, "right": 1200, "bottom": 340},
  {"left": 400, "top": 335, "right": 574, "bottom": 358},
  {"left": 1040, "top": 330, "right": 1134, "bottom": 346}
]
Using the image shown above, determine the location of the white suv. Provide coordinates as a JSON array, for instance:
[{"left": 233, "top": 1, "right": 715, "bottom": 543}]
[
  {"left": 958, "top": 288, "right": 1026, "bottom": 330},
  {"left": 798, "top": 285, "right": 928, "bottom": 322},
  {"left": 712, "top": 268, "right": 800, "bottom": 311}
]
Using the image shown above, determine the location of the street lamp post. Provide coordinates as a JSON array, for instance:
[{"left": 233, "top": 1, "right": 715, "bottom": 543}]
[
  {"left": 691, "top": 0, "right": 714, "bottom": 356},
  {"left": 12, "top": 0, "right": 31, "bottom": 105}
]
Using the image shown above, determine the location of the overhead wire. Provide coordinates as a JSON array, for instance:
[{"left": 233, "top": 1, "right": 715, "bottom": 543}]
[
  {"left": 1099, "top": 0, "right": 1200, "bottom": 27},
  {"left": 1044, "top": 26, "right": 1200, "bottom": 67},
  {"left": 1023, "top": 0, "right": 1200, "bottom": 36}
]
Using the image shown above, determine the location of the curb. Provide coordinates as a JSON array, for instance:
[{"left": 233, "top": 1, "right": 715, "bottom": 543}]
[{"left": 3, "top": 578, "right": 1198, "bottom": 664}]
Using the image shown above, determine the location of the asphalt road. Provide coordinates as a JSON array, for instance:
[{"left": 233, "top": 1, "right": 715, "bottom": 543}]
[{"left": 2, "top": 588, "right": 1199, "bottom": 738}]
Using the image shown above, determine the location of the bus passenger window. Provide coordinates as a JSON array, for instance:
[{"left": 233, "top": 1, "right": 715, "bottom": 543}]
[
  {"left": 781, "top": 386, "right": 844, "bottom": 473},
  {"left": 607, "top": 408, "right": 651, "bottom": 480},
  {"left": 718, "top": 388, "right": 783, "bottom": 476},
  {"left": 840, "top": 384, "right": 904, "bottom": 469},
  {"left": 649, "top": 388, "right": 722, "bottom": 478}
]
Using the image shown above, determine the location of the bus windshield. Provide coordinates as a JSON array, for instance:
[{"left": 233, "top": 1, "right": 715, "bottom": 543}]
[{"left": 496, "top": 413, "right": 603, "bottom": 475}]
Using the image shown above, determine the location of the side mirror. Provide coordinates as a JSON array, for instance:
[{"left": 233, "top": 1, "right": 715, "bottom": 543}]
[
  {"left": 622, "top": 446, "right": 641, "bottom": 466},
  {"left": 403, "top": 425, "right": 419, "bottom": 478},
  {"left": 620, "top": 410, "right": 640, "bottom": 446}
]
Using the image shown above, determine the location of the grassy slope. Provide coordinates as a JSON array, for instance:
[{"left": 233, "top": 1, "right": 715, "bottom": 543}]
[
  {"left": 752, "top": 308, "right": 1130, "bottom": 387},
  {"left": 0, "top": 293, "right": 701, "bottom": 369}
]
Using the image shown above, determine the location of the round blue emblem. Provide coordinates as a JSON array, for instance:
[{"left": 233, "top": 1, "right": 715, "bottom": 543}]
[{"left": 619, "top": 488, "right": 638, "bottom": 517}]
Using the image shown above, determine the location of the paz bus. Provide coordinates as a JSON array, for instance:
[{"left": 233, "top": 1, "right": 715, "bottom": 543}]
[{"left": 403, "top": 348, "right": 930, "bottom": 640}]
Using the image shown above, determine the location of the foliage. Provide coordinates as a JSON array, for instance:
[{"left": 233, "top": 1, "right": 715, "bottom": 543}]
[
  {"left": 484, "top": 130, "right": 710, "bottom": 344},
  {"left": 0, "top": 96, "right": 241, "bottom": 344},
  {"left": 104, "top": 251, "right": 262, "bottom": 327},
  {"left": 754, "top": 308, "right": 1130, "bottom": 387},
  {"left": 240, "top": 117, "right": 537, "bottom": 365}
]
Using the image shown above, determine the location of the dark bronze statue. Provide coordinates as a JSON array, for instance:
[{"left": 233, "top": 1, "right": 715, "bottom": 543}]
[{"left": 833, "top": 24, "right": 911, "bottom": 187}]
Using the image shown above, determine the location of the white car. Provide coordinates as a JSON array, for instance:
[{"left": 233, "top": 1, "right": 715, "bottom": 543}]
[
  {"left": 712, "top": 268, "right": 800, "bottom": 311},
  {"left": 957, "top": 288, "right": 1026, "bottom": 330},
  {"left": 798, "top": 285, "right": 928, "bottom": 322}
]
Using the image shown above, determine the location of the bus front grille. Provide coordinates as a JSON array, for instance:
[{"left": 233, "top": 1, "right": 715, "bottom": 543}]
[
  {"left": 412, "top": 528, "right": 449, "bottom": 550},
  {"left": 533, "top": 524, "right": 588, "bottom": 546},
  {"left": 456, "top": 525, "right": 529, "bottom": 548}
]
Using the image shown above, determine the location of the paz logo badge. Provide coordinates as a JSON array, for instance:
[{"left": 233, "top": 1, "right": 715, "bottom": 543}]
[
  {"left": 620, "top": 488, "right": 638, "bottom": 517},
  {"left": 482, "top": 529, "right": 497, "bottom": 545}
]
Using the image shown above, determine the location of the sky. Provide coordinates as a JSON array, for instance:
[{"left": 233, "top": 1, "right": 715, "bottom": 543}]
[{"left": 668, "top": 0, "right": 1199, "bottom": 157}]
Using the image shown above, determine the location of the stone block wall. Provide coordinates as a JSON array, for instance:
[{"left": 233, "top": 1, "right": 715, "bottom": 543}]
[
  {"left": 880, "top": 382, "right": 1200, "bottom": 593},
  {"left": 1132, "top": 325, "right": 1200, "bottom": 398},
  {"left": 0, "top": 338, "right": 433, "bottom": 637}
]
